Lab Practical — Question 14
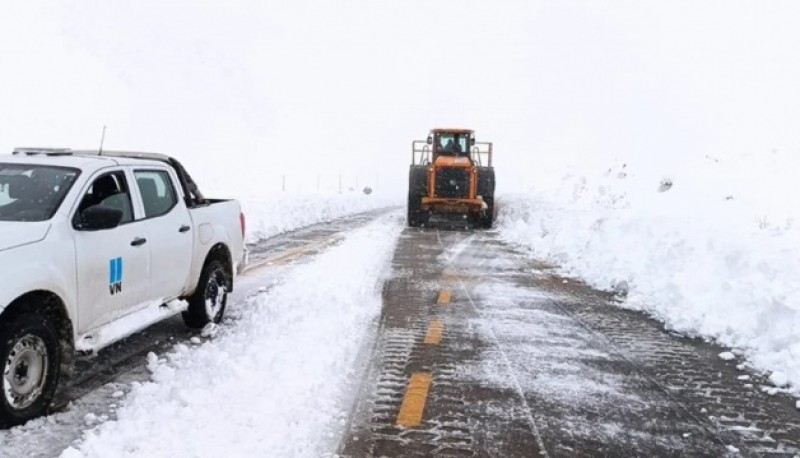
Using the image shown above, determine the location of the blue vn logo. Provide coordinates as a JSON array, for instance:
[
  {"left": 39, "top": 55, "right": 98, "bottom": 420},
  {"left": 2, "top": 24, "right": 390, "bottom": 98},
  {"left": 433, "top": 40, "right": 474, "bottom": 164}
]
[{"left": 109, "top": 257, "right": 123, "bottom": 295}]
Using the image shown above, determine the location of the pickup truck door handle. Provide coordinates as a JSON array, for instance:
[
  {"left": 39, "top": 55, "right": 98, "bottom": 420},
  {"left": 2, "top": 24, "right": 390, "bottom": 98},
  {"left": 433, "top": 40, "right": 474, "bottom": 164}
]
[
  {"left": 131, "top": 237, "right": 147, "bottom": 247},
  {"left": 179, "top": 225, "right": 191, "bottom": 233}
]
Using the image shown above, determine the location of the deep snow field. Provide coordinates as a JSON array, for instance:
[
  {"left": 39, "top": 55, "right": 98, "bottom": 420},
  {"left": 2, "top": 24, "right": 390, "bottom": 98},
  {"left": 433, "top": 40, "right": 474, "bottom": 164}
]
[{"left": 496, "top": 151, "right": 800, "bottom": 394}]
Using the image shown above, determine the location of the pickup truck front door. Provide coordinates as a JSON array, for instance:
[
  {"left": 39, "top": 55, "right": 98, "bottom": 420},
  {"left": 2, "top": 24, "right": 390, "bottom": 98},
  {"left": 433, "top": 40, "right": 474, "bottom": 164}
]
[
  {"left": 72, "top": 169, "right": 151, "bottom": 334},
  {"left": 132, "top": 169, "right": 193, "bottom": 301}
]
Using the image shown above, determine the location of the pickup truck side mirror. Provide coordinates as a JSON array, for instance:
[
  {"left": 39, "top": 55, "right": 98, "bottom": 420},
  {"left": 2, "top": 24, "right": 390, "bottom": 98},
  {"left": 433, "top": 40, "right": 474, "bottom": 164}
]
[{"left": 77, "top": 206, "right": 123, "bottom": 231}]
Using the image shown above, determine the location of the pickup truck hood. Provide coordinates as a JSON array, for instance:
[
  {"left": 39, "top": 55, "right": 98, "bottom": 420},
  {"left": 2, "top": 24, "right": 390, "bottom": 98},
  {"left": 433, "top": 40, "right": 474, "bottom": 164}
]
[{"left": 0, "top": 222, "right": 51, "bottom": 252}]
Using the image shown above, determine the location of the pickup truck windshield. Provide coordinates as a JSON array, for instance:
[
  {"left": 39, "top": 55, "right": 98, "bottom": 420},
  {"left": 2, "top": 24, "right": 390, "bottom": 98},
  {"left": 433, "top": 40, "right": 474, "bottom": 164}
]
[{"left": 0, "top": 164, "right": 80, "bottom": 222}]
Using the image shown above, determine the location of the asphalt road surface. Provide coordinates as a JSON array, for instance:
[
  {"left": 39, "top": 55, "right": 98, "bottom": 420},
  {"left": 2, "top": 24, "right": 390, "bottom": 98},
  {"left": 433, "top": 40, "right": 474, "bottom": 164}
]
[{"left": 339, "top": 225, "right": 800, "bottom": 458}]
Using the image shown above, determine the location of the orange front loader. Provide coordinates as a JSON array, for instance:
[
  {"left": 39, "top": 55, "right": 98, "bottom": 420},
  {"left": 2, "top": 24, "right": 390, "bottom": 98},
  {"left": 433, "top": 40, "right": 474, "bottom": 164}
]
[{"left": 407, "top": 128, "right": 495, "bottom": 228}]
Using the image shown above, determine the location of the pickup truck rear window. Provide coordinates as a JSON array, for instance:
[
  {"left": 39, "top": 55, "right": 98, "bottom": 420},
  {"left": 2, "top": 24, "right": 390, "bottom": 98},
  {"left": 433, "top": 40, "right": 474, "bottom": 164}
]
[
  {"left": 0, "top": 164, "right": 80, "bottom": 222},
  {"left": 135, "top": 170, "right": 178, "bottom": 218}
]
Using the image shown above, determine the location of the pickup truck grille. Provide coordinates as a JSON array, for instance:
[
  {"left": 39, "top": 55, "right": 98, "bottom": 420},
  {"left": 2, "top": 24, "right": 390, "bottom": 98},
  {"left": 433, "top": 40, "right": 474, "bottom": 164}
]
[{"left": 435, "top": 167, "right": 470, "bottom": 199}]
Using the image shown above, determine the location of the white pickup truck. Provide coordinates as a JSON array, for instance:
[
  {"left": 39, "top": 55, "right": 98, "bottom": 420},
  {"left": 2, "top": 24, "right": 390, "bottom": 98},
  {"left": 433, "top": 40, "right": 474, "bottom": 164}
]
[{"left": 0, "top": 148, "right": 246, "bottom": 426}]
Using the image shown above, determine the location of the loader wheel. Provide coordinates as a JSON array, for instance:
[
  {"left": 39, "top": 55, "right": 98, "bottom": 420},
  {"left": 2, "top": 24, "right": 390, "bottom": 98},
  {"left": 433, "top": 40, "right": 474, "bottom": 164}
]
[
  {"left": 479, "top": 196, "right": 495, "bottom": 229},
  {"left": 407, "top": 193, "right": 429, "bottom": 227},
  {"left": 407, "top": 166, "right": 429, "bottom": 228},
  {"left": 183, "top": 260, "right": 229, "bottom": 329},
  {"left": 0, "top": 314, "right": 61, "bottom": 428},
  {"left": 477, "top": 167, "right": 495, "bottom": 198},
  {"left": 476, "top": 167, "right": 495, "bottom": 229}
]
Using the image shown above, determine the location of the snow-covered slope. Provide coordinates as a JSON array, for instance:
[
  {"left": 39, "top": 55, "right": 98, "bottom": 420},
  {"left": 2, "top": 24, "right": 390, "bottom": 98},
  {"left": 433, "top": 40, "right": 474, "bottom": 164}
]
[{"left": 497, "top": 152, "right": 800, "bottom": 392}]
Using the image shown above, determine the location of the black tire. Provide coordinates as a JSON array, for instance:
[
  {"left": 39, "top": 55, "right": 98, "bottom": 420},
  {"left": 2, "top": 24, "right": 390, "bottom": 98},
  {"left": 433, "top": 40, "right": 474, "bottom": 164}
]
[
  {"left": 407, "top": 166, "right": 429, "bottom": 227},
  {"left": 477, "top": 167, "right": 495, "bottom": 198},
  {"left": 0, "top": 314, "right": 61, "bottom": 428},
  {"left": 407, "top": 193, "right": 423, "bottom": 227},
  {"left": 182, "top": 259, "right": 229, "bottom": 329},
  {"left": 479, "top": 196, "right": 494, "bottom": 228},
  {"left": 476, "top": 167, "right": 495, "bottom": 229}
]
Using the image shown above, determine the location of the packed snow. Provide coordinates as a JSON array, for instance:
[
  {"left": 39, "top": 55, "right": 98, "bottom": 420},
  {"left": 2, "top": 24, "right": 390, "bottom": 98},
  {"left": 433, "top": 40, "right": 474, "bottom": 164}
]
[
  {"left": 240, "top": 192, "right": 398, "bottom": 242},
  {"left": 497, "top": 152, "right": 800, "bottom": 394},
  {"left": 60, "top": 214, "right": 403, "bottom": 458}
]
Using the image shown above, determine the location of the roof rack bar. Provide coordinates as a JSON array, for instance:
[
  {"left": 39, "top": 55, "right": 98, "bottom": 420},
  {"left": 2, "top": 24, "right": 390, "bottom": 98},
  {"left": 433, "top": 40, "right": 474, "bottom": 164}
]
[{"left": 12, "top": 147, "right": 73, "bottom": 156}]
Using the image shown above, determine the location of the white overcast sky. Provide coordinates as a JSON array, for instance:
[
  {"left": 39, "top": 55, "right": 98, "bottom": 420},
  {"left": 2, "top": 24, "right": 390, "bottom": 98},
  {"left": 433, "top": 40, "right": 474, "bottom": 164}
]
[{"left": 1, "top": 1, "right": 799, "bottom": 195}]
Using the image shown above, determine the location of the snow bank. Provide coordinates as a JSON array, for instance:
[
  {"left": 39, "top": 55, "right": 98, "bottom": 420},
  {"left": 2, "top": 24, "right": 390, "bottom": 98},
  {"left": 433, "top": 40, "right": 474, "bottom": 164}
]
[
  {"left": 240, "top": 192, "right": 398, "bottom": 242},
  {"left": 497, "top": 152, "right": 800, "bottom": 392},
  {"left": 61, "top": 214, "right": 403, "bottom": 458}
]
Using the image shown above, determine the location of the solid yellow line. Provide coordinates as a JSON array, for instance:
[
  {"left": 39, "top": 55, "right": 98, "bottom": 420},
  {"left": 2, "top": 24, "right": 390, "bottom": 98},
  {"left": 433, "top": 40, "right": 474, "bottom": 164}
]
[
  {"left": 437, "top": 288, "right": 452, "bottom": 305},
  {"left": 396, "top": 373, "right": 433, "bottom": 428},
  {"left": 424, "top": 320, "right": 445, "bottom": 345},
  {"left": 241, "top": 236, "right": 340, "bottom": 275}
]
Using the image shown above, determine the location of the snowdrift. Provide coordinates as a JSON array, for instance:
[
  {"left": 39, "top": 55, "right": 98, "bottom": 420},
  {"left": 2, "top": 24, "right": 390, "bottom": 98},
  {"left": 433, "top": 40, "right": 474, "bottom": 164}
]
[
  {"left": 497, "top": 152, "right": 800, "bottom": 393},
  {"left": 61, "top": 215, "right": 403, "bottom": 457},
  {"left": 240, "top": 192, "right": 398, "bottom": 242}
]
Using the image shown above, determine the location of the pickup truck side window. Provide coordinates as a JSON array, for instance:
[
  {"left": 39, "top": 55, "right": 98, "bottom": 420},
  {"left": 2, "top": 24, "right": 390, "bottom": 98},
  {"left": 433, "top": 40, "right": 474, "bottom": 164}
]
[
  {"left": 135, "top": 170, "right": 177, "bottom": 219},
  {"left": 75, "top": 171, "right": 134, "bottom": 227}
]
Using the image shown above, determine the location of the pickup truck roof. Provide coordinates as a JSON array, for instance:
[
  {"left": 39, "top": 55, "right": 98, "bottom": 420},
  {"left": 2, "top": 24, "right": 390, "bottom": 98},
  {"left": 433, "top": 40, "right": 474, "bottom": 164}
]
[{"left": 7, "top": 148, "right": 207, "bottom": 207}]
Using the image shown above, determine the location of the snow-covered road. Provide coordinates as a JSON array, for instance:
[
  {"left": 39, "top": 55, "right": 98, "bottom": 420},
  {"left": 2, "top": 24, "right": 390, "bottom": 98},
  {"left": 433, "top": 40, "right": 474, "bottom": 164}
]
[
  {"left": 58, "top": 212, "right": 403, "bottom": 457},
  {"left": 0, "top": 210, "right": 400, "bottom": 458},
  {"left": 341, "top": 226, "right": 800, "bottom": 457},
  {"left": 4, "top": 210, "right": 800, "bottom": 457}
]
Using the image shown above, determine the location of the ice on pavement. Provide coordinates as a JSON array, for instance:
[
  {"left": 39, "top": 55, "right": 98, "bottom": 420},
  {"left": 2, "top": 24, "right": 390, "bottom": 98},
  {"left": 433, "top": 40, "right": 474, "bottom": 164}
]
[
  {"left": 497, "top": 153, "right": 800, "bottom": 394},
  {"left": 61, "top": 214, "right": 403, "bottom": 458}
]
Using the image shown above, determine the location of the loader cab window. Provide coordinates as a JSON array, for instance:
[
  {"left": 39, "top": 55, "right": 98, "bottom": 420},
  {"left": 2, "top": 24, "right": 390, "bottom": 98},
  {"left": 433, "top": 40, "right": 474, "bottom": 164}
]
[{"left": 436, "top": 133, "right": 470, "bottom": 157}]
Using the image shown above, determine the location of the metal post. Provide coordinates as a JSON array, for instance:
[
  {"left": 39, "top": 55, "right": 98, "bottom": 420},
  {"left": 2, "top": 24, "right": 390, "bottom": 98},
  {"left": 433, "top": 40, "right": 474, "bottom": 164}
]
[{"left": 282, "top": 174, "right": 286, "bottom": 192}]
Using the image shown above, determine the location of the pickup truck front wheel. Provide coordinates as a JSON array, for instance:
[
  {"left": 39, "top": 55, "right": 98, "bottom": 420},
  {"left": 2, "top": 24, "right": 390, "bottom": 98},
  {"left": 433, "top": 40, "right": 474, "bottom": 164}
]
[
  {"left": 183, "top": 260, "right": 229, "bottom": 329},
  {"left": 0, "top": 314, "right": 60, "bottom": 427}
]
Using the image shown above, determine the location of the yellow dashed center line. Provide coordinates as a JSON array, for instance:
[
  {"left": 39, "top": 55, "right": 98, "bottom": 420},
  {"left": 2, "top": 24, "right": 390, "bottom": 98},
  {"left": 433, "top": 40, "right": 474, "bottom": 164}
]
[
  {"left": 396, "top": 373, "right": 433, "bottom": 428},
  {"left": 437, "top": 288, "right": 452, "bottom": 305},
  {"left": 424, "top": 320, "right": 445, "bottom": 345}
]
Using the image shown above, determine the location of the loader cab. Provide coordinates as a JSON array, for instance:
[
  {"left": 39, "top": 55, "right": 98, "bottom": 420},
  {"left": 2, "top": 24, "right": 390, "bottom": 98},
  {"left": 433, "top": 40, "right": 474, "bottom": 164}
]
[{"left": 428, "top": 130, "right": 475, "bottom": 159}]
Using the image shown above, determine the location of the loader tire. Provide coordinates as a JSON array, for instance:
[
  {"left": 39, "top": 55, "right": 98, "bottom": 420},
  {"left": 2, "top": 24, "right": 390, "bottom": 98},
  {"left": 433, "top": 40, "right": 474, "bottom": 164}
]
[
  {"left": 477, "top": 167, "right": 495, "bottom": 198},
  {"left": 479, "top": 196, "right": 494, "bottom": 229},
  {"left": 407, "top": 166, "right": 429, "bottom": 227},
  {"left": 477, "top": 167, "right": 495, "bottom": 229}
]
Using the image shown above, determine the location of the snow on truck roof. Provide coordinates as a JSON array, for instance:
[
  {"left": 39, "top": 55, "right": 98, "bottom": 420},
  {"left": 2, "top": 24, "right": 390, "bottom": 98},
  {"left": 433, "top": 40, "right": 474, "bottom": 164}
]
[{"left": 7, "top": 148, "right": 171, "bottom": 169}]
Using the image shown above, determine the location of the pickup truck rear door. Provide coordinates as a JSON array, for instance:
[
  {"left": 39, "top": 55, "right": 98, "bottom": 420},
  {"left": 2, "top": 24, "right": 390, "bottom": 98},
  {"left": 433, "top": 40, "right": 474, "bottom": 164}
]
[
  {"left": 72, "top": 168, "right": 151, "bottom": 333},
  {"left": 131, "top": 168, "right": 193, "bottom": 301}
]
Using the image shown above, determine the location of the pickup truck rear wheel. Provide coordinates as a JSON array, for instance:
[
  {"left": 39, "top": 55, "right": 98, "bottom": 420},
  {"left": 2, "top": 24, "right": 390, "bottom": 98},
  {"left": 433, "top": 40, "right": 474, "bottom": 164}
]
[
  {"left": 0, "top": 314, "right": 60, "bottom": 427},
  {"left": 183, "top": 260, "right": 229, "bottom": 329}
]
